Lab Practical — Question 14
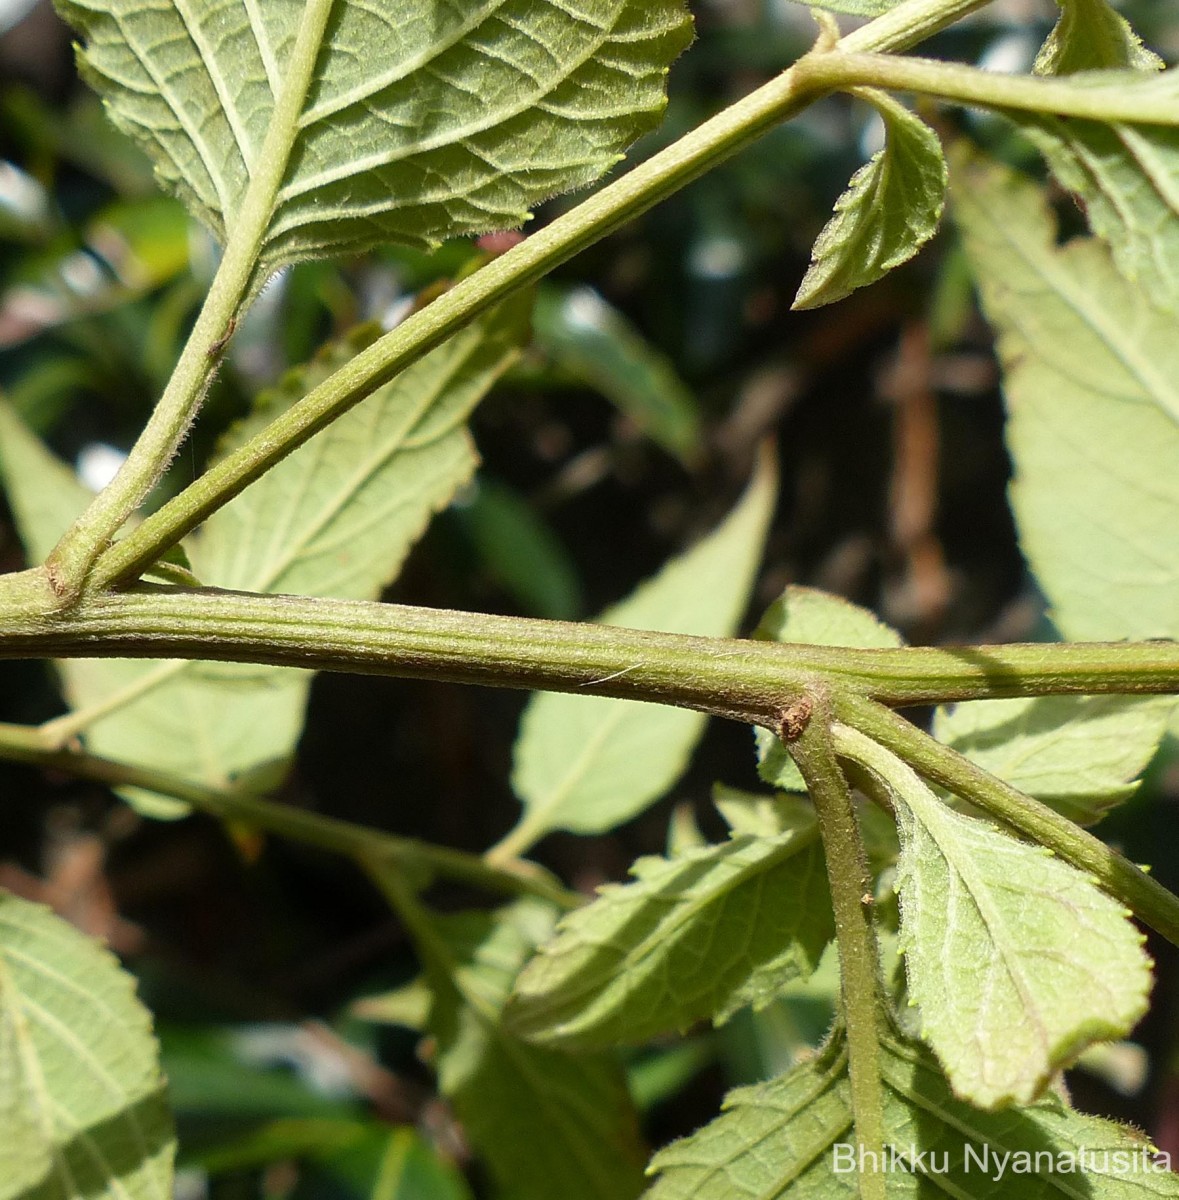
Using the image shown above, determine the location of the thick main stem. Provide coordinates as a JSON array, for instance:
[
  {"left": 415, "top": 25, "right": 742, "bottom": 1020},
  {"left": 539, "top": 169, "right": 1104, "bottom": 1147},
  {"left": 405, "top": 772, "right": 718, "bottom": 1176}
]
[
  {"left": 89, "top": 0, "right": 994, "bottom": 589},
  {"left": 790, "top": 691, "right": 887, "bottom": 1200},
  {"left": 1, "top": 585, "right": 1178, "bottom": 716}
]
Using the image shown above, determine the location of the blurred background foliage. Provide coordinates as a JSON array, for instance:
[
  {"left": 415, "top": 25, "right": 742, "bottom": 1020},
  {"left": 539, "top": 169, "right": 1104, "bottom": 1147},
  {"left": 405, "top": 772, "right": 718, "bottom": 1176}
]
[{"left": 2, "top": 1, "right": 1178, "bottom": 1197}]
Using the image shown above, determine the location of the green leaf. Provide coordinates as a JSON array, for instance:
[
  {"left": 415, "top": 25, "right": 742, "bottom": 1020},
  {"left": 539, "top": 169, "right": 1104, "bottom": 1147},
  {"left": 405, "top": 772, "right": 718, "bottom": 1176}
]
[
  {"left": 193, "top": 314, "right": 522, "bottom": 598},
  {"left": 754, "top": 587, "right": 902, "bottom": 792},
  {"left": 502, "top": 449, "right": 776, "bottom": 850},
  {"left": 713, "top": 785, "right": 817, "bottom": 840},
  {"left": 645, "top": 1032, "right": 1178, "bottom": 1199},
  {"left": 951, "top": 149, "right": 1179, "bottom": 642},
  {"left": 532, "top": 284, "right": 703, "bottom": 464},
  {"left": 0, "top": 317, "right": 519, "bottom": 815},
  {"left": 934, "top": 695, "right": 1175, "bottom": 825},
  {"left": 794, "top": 90, "right": 946, "bottom": 310},
  {"left": 1010, "top": 57, "right": 1179, "bottom": 326},
  {"left": 0, "top": 889, "right": 175, "bottom": 1200},
  {"left": 836, "top": 724, "right": 1151, "bottom": 1110},
  {"left": 1034, "top": 0, "right": 1163, "bottom": 75},
  {"left": 505, "top": 824, "right": 833, "bottom": 1048},
  {"left": 425, "top": 900, "right": 646, "bottom": 1200},
  {"left": 55, "top": 0, "right": 693, "bottom": 275},
  {"left": 351, "top": 977, "right": 433, "bottom": 1032}
]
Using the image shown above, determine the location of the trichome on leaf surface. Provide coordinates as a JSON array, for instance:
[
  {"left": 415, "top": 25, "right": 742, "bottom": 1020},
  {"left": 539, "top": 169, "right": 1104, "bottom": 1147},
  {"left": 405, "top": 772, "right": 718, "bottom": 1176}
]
[{"left": 1, "top": 0, "right": 1179, "bottom": 1197}]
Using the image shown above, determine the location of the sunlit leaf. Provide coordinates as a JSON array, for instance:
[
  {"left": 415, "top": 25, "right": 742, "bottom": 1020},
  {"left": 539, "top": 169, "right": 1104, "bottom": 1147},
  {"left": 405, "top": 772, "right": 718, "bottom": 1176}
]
[
  {"left": 503, "top": 449, "right": 776, "bottom": 849},
  {"left": 933, "top": 695, "right": 1174, "bottom": 825},
  {"left": 55, "top": 0, "right": 693, "bottom": 279},
  {"left": 794, "top": 90, "right": 946, "bottom": 310},
  {"left": 836, "top": 724, "right": 1151, "bottom": 1110},
  {"left": 506, "top": 823, "right": 833, "bottom": 1047},
  {"left": 0, "top": 889, "right": 174, "bottom": 1200},
  {"left": 645, "top": 1032, "right": 1177, "bottom": 1199},
  {"left": 952, "top": 149, "right": 1179, "bottom": 642}
]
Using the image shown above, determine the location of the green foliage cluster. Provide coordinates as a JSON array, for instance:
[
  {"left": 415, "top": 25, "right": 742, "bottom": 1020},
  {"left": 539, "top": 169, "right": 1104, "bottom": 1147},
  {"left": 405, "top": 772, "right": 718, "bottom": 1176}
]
[{"left": 0, "top": 0, "right": 1178, "bottom": 1198}]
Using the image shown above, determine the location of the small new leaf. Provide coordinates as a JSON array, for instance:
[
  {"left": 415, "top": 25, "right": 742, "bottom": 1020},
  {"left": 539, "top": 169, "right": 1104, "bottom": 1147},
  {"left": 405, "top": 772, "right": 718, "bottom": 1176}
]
[
  {"left": 645, "top": 1033, "right": 1177, "bottom": 1199},
  {"left": 836, "top": 725, "right": 1151, "bottom": 1110},
  {"left": 794, "top": 90, "right": 946, "bottom": 310},
  {"left": 56, "top": 0, "right": 694, "bottom": 275},
  {"left": 506, "top": 825, "right": 833, "bottom": 1048},
  {"left": 503, "top": 449, "right": 776, "bottom": 849},
  {"left": 0, "top": 890, "right": 175, "bottom": 1200},
  {"left": 1035, "top": 0, "right": 1163, "bottom": 76}
]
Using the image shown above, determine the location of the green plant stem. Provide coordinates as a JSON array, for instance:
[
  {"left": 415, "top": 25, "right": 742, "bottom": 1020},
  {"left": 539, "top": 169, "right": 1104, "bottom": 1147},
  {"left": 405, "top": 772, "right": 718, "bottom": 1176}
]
[
  {"left": 2, "top": 584, "right": 1178, "bottom": 718},
  {"left": 0, "top": 721, "right": 574, "bottom": 907},
  {"left": 88, "top": 0, "right": 993, "bottom": 589},
  {"left": 789, "top": 691, "right": 886, "bottom": 1200},
  {"left": 803, "top": 49, "right": 1179, "bottom": 123},
  {"left": 43, "top": 0, "right": 338, "bottom": 601},
  {"left": 836, "top": 692, "right": 1179, "bottom": 947}
]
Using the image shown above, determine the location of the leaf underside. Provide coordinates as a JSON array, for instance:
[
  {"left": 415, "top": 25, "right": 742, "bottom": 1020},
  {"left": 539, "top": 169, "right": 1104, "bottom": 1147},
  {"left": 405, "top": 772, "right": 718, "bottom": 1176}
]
[
  {"left": 794, "top": 89, "right": 946, "bottom": 310},
  {"left": 0, "top": 890, "right": 175, "bottom": 1200},
  {"left": 57, "top": 0, "right": 694, "bottom": 272},
  {"left": 952, "top": 148, "right": 1179, "bottom": 645},
  {"left": 506, "top": 824, "right": 834, "bottom": 1048},
  {"left": 644, "top": 1033, "right": 1177, "bottom": 1199},
  {"left": 842, "top": 727, "right": 1152, "bottom": 1110},
  {"left": 934, "top": 694, "right": 1174, "bottom": 825}
]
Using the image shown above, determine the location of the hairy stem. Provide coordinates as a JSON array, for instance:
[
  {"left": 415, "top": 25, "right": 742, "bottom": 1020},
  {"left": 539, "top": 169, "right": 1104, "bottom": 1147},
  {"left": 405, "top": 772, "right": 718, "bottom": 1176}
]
[
  {"left": 836, "top": 693, "right": 1179, "bottom": 947},
  {"left": 44, "top": 0, "right": 338, "bottom": 600},
  {"left": 803, "top": 50, "right": 1179, "bottom": 123},
  {"left": 0, "top": 722, "right": 573, "bottom": 907},
  {"left": 89, "top": 0, "right": 993, "bottom": 588},
  {"left": 789, "top": 690, "right": 887, "bottom": 1200},
  {"left": 1, "top": 585, "right": 1178, "bottom": 717}
]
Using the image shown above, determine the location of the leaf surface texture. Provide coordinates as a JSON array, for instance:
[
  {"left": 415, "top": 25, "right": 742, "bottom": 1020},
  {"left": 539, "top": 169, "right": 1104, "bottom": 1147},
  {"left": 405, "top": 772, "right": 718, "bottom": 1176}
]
[
  {"left": 837, "top": 724, "right": 1151, "bottom": 1109},
  {"left": 55, "top": 0, "right": 694, "bottom": 272},
  {"left": 506, "top": 823, "right": 833, "bottom": 1047},
  {"left": 0, "top": 890, "right": 174, "bottom": 1200}
]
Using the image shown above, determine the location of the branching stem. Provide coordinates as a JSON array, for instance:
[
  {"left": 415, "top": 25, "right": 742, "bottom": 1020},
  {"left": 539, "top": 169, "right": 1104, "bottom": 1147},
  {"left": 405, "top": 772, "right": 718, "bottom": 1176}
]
[
  {"left": 86, "top": 0, "right": 993, "bottom": 588},
  {"left": 836, "top": 693, "right": 1179, "bottom": 947},
  {"left": 44, "top": 0, "right": 338, "bottom": 600}
]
